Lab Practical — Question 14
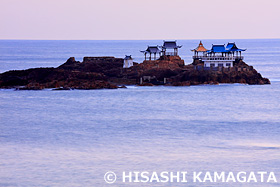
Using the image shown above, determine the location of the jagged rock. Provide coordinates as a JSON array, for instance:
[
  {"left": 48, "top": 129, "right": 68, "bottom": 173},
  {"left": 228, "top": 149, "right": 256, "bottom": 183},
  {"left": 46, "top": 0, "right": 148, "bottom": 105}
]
[
  {"left": 0, "top": 56, "right": 270, "bottom": 90},
  {"left": 118, "top": 85, "right": 127, "bottom": 88},
  {"left": 172, "top": 81, "right": 191, "bottom": 86},
  {"left": 137, "top": 56, "right": 184, "bottom": 70},
  {"left": 52, "top": 87, "right": 71, "bottom": 90},
  {"left": 138, "top": 82, "right": 154, "bottom": 86}
]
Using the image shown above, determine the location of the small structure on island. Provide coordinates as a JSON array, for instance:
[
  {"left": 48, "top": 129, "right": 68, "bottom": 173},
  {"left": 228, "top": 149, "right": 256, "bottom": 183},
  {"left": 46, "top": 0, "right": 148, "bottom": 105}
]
[
  {"left": 140, "top": 40, "right": 183, "bottom": 61},
  {"left": 191, "top": 41, "right": 208, "bottom": 59},
  {"left": 140, "top": 46, "right": 162, "bottom": 61},
  {"left": 138, "top": 40, "right": 185, "bottom": 71},
  {"left": 192, "top": 42, "right": 246, "bottom": 70},
  {"left": 123, "top": 55, "right": 133, "bottom": 68},
  {"left": 160, "top": 41, "right": 182, "bottom": 56}
]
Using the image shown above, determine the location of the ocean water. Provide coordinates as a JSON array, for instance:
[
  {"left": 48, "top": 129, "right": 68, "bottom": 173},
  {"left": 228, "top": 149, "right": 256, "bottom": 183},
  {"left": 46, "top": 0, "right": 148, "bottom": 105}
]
[
  {"left": 0, "top": 39, "right": 280, "bottom": 80},
  {"left": 0, "top": 40, "right": 280, "bottom": 186}
]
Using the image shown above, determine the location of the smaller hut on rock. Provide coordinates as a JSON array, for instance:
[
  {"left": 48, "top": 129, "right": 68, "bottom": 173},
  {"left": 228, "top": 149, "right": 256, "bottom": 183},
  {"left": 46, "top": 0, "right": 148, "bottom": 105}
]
[
  {"left": 140, "top": 46, "right": 162, "bottom": 61},
  {"left": 123, "top": 55, "right": 133, "bottom": 68}
]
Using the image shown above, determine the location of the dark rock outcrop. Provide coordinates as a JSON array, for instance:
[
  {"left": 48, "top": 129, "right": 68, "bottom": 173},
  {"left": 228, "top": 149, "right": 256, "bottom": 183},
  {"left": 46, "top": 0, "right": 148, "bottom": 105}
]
[
  {"left": 0, "top": 57, "right": 121, "bottom": 90},
  {"left": 170, "top": 67, "right": 270, "bottom": 85},
  {"left": 0, "top": 56, "right": 270, "bottom": 90}
]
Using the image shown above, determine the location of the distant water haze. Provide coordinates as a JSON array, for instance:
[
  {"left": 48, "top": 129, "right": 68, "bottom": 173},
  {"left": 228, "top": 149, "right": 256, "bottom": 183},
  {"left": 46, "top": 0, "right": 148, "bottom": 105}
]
[{"left": 0, "top": 0, "right": 280, "bottom": 40}]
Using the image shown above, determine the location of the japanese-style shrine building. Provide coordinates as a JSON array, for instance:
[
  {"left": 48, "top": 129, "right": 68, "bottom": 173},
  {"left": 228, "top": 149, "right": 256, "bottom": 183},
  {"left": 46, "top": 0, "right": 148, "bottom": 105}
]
[
  {"left": 140, "top": 46, "right": 162, "bottom": 61},
  {"left": 141, "top": 41, "right": 182, "bottom": 61},
  {"left": 191, "top": 41, "right": 208, "bottom": 57},
  {"left": 192, "top": 41, "right": 246, "bottom": 68},
  {"left": 161, "top": 41, "right": 182, "bottom": 56}
]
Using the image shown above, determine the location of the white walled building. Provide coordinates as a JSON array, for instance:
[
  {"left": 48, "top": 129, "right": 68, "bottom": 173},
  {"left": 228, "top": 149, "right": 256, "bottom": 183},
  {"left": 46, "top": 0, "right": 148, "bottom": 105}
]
[
  {"left": 123, "top": 55, "right": 133, "bottom": 68},
  {"left": 192, "top": 42, "right": 246, "bottom": 70}
]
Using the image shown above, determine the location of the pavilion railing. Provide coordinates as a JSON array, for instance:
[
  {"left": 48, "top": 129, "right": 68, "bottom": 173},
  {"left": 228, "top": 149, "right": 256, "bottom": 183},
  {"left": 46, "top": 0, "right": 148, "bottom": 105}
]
[
  {"left": 164, "top": 52, "right": 177, "bottom": 56},
  {"left": 193, "top": 56, "right": 244, "bottom": 61}
]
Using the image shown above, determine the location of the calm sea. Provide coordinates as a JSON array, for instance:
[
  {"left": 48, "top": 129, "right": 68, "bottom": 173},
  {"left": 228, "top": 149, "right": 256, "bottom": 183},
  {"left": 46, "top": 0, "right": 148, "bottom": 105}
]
[{"left": 0, "top": 39, "right": 280, "bottom": 186}]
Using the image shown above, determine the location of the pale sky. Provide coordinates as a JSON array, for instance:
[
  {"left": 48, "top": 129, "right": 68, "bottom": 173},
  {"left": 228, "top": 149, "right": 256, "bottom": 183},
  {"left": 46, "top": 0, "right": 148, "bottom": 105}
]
[{"left": 1, "top": 0, "right": 280, "bottom": 40}]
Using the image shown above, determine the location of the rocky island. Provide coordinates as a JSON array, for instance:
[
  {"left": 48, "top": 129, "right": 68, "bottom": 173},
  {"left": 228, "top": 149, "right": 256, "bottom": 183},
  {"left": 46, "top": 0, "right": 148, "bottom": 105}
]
[{"left": 0, "top": 41, "right": 270, "bottom": 90}]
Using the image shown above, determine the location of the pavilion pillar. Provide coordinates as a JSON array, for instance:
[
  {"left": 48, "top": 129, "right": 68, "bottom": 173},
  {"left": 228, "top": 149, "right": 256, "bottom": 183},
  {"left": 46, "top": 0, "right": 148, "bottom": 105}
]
[
  {"left": 145, "top": 53, "right": 147, "bottom": 61},
  {"left": 149, "top": 53, "right": 151, "bottom": 61},
  {"left": 154, "top": 53, "right": 156, "bottom": 60}
]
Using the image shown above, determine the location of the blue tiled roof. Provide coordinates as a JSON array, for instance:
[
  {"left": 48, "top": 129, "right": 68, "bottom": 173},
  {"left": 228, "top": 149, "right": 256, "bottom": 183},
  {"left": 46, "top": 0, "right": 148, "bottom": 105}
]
[
  {"left": 208, "top": 43, "right": 246, "bottom": 53},
  {"left": 226, "top": 43, "right": 246, "bottom": 52},
  {"left": 208, "top": 45, "right": 227, "bottom": 53},
  {"left": 226, "top": 43, "right": 235, "bottom": 50}
]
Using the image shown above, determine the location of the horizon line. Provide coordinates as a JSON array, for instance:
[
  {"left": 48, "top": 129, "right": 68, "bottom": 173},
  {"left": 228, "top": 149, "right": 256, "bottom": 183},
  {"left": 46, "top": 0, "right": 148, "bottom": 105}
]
[{"left": 1, "top": 38, "right": 280, "bottom": 41}]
